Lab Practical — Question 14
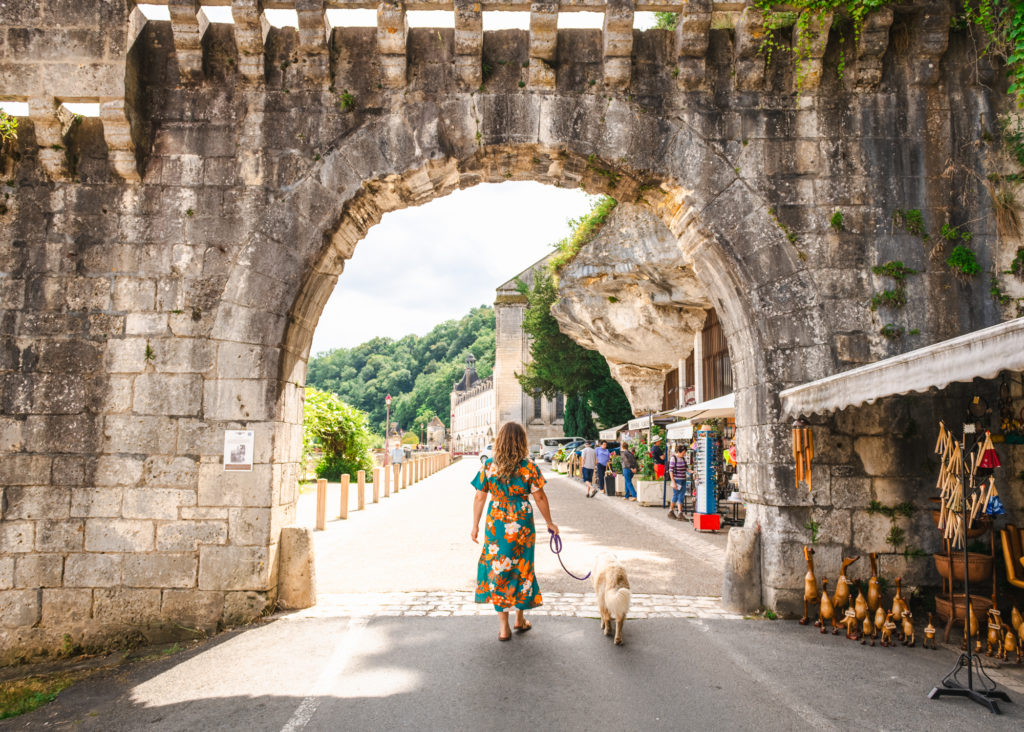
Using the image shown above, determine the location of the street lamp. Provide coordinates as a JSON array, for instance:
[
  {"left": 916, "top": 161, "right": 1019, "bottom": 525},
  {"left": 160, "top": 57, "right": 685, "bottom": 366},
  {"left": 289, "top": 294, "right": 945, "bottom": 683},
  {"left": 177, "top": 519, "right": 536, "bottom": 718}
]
[{"left": 385, "top": 394, "right": 392, "bottom": 465}]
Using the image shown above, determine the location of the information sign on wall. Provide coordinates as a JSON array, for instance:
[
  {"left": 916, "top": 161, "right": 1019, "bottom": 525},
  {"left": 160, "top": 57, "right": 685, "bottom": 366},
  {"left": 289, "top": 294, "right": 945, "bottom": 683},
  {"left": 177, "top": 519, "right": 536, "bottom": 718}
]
[{"left": 223, "top": 430, "right": 255, "bottom": 471}]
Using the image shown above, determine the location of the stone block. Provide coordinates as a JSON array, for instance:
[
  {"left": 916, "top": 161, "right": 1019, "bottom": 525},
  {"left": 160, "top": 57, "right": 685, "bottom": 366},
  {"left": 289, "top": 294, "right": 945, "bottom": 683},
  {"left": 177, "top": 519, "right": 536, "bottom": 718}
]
[
  {"left": 123, "top": 553, "right": 197, "bottom": 588},
  {"left": 198, "top": 545, "right": 270, "bottom": 591},
  {"left": 202, "top": 378, "right": 273, "bottom": 421},
  {"left": 853, "top": 436, "right": 901, "bottom": 476},
  {"left": 105, "top": 376, "right": 134, "bottom": 413},
  {"left": 104, "top": 338, "right": 149, "bottom": 373},
  {"left": 71, "top": 488, "right": 123, "bottom": 517},
  {"left": 102, "top": 415, "right": 177, "bottom": 454},
  {"left": 35, "top": 520, "right": 84, "bottom": 552},
  {"left": 4, "top": 486, "right": 70, "bottom": 520},
  {"left": 64, "top": 553, "right": 122, "bottom": 587},
  {"left": 94, "top": 455, "right": 144, "bottom": 487},
  {"left": 179, "top": 507, "right": 229, "bottom": 520},
  {"left": 92, "top": 588, "right": 161, "bottom": 625},
  {"left": 41, "top": 588, "right": 93, "bottom": 626},
  {"left": 0, "top": 454, "right": 52, "bottom": 485},
  {"left": 0, "top": 521, "right": 35, "bottom": 553},
  {"left": 809, "top": 507, "right": 852, "bottom": 545},
  {"left": 851, "top": 510, "right": 903, "bottom": 553},
  {"left": 143, "top": 456, "right": 199, "bottom": 488},
  {"left": 14, "top": 554, "right": 63, "bottom": 588},
  {"left": 154, "top": 338, "right": 216, "bottom": 374},
  {"left": 112, "top": 277, "right": 155, "bottom": 311},
  {"left": 84, "top": 519, "right": 154, "bottom": 552},
  {"left": 722, "top": 527, "right": 760, "bottom": 614},
  {"left": 197, "top": 463, "right": 272, "bottom": 507},
  {"left": 156, "top": 520, "right": 228, "bottom": 551},
  {"left": 161, "top": 589, "right": 223, "bottom": 631},
  {"left": 830, "top": 474, "right": 871, "bottom": 509},
  {"left": 125, "top": 313, "right": 169, "bottom": 335},
  {"left": 228, "top": 507, "right": 271, "bottom": 545},
  {"left": 0, "top": 417, "right": 24, "bottom": 452},
  {"left": 222, "top": 590, "right": 268, "bottom": 626},
  {"left": 0, "top": 589, "right": 41, "bottom": 628},
  {"left": 133, "top": 373, "right": 202, "bottom": 416},
  {"left": 122, "top": 488, "right": 195, "bottom": 520},
  {"left": 0, "top": 556, "right": 13, "bottom": 589},
  {"left": 216, "top": 342, "right": 277, "bottom": 380}
]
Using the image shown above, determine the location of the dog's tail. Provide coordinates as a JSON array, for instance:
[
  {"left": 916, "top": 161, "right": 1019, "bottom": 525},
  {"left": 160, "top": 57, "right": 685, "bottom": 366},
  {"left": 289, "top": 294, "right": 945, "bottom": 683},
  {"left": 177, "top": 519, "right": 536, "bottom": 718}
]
[{"left": 605, "top": 586, "right": 631, "bottom": 618}]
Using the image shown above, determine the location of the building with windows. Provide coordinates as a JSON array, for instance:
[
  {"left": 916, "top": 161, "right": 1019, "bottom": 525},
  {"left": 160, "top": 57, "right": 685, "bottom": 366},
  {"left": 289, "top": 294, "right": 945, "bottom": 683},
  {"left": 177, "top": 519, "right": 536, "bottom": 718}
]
[{"left": 450, "top": 257, "right": 566, "bottom": 453}]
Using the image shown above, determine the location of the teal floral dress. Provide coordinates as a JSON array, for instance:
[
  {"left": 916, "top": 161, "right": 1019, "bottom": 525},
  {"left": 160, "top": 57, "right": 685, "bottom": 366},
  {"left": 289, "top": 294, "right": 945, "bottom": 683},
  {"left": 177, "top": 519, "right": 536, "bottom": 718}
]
[{"left": 473, "top": 458, "right": 546, "bottom": 611}]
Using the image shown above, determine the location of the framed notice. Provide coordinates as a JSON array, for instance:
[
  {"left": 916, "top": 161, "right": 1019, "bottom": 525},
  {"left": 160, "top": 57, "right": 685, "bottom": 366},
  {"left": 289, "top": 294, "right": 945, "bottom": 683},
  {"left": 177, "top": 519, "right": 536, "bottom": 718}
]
[{"left": 224, "top": 430, "right": 255, "bottom": 471}]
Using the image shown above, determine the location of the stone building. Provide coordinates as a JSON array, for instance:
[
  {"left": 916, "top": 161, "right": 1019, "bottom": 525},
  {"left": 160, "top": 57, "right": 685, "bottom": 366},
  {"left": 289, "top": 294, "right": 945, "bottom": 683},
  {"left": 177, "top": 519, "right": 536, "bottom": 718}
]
[
  {"left": 425, "top": 416, "right": 446, "bottom": 448},
  {"left": 449, "top": 355, "right": 495, "bottom": 452}
]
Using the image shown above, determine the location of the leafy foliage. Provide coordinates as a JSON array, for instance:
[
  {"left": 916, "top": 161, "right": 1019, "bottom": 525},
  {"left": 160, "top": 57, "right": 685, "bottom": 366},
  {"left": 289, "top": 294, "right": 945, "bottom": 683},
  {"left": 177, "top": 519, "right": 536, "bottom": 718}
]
[
  {"left": 307, "top": 306, "right": 495, "bottom": 432},
  {"left": 945, "top": 244, "right": 981, "bottom": 279},
  {"left": 961, "top": 0, "right": 1024, "bottom": 108},
  {"left": 302, "top": 387, "right": 375, "bottom": 481},
  {"left": 548, "top": 196, "right": 618, "bottom": 274},
  {"left": 0, "top": 111, "right": 17, "bottom": 143},
  {"left": 654, "top": 12, "right": 679, "bottom": 31},
  {"left": 870, "top": 260, "right": 917, "bottom": 311},
  {"left": 515, "top": 269, "right": 632, "bottom": 431}
]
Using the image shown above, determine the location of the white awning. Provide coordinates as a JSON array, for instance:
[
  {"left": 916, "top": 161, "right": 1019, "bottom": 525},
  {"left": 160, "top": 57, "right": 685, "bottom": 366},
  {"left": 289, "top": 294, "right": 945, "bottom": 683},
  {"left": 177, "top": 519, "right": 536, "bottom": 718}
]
[
  {"left": 598, "top": 422, "right": 627, "bottom": 440},
  {"left": 626, "top": 412, "right": 670, "bottom": 430},
  {"left": 780, "top": 317, "right": 1024, "bottom": 418},
  {"left": 670, "top": 393, "right": 735, "bottom": 420},
  {"left": 666, "top": 420, "right": 694, "bottom": 440}
]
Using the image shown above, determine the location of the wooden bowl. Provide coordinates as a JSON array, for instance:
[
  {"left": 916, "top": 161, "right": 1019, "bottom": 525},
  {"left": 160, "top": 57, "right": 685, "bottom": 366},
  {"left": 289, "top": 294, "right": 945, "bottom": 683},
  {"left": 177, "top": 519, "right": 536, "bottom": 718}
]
[
  {"left": 933, "top": 552, "right": 993, "bottom": 582},
  {"left": 935, "top": 593, "right": 993, "bottom": 622}
]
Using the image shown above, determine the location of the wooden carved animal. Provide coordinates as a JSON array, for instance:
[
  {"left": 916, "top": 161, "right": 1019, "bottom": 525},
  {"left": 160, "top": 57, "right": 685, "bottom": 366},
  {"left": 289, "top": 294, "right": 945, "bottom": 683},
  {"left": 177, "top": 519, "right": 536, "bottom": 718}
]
[
  {"left": 1013, "top": 606, "right": 1024, "bottom": 638},
  {"left": 800, "top": 546, "right": 818, "bottom": 625},
  {"left": 891, "top": 577, "right": 907, "bottom": 640},
  {"left": 963, "top": 602, "right": 981, "bottom": 652},
  {"left": 854, "top": 585, "right": 868, "bottom": 624},
  {"left": 832, "top": 555, "right": 859, "bottom": 613},
  {"left": 816, "top": 578, "right": 836, "bottom": 634},
  {"left": 874, "top": 605, "right": 887, "bottom": 639},
  {"left": 901, "top": 611, "right": 915, "bottom": 647},
  {"left": 923, "top": 613, "right": 937, "bottom": 650},
  {"left": 1000, "top": 623, "right": 1018, "bottom": 663},
  {"left": 986, "top": 610, "right": 1003, "bottom": 656},
  {"left": 843, "top": 607, "right": 859, "bottom": 640},
  {"left": 880, "top": 612, "right": 897, "bottom": 647},
  {"left": 862, "top": 613, "right": 876, "bottom": 646},
  {"left": 867, "top": 552, "right": 881, "bottom": 613}
]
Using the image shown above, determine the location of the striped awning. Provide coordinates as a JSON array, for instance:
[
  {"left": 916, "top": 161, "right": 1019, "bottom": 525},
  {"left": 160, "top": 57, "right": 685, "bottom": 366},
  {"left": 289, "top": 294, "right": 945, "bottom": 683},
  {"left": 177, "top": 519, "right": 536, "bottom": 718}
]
[{"left": 780, "top": 317, "right": 1024, "bottom": 417}]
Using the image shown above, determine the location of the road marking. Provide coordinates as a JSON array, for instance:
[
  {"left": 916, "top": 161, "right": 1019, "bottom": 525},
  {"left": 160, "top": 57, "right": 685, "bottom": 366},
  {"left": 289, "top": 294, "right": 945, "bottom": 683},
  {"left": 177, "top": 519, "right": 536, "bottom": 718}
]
[{"left": 280, "top": 616, "right": 369, "bottom": 732}]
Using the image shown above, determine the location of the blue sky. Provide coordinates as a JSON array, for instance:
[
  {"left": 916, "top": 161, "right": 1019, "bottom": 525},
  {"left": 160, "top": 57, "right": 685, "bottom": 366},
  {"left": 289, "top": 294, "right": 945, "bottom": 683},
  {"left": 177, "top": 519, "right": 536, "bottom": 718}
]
[{"left": 310, "top": 183, "right": 596, "bottom": 354}]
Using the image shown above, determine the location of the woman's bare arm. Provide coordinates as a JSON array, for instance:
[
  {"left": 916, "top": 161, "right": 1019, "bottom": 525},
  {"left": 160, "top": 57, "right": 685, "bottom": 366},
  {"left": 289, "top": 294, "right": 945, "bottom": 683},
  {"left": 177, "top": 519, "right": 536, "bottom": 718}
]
[
  {"left": 532, "top": 488, "right": 558, "bottom": 534},
  {"left": 470, "top": 490, "right": 487, "bottom": 543}
]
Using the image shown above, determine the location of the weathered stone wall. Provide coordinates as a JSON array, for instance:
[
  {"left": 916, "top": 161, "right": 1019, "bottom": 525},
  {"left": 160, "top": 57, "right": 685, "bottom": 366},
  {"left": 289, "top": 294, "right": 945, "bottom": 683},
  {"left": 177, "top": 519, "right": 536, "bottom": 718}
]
[{"left": 1, "top": 0, "right": 1022, "bottom": 659}]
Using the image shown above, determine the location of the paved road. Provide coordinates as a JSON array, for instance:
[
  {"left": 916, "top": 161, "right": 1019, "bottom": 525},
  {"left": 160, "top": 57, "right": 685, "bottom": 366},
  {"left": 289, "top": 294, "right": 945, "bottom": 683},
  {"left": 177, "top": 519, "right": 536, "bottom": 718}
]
[{"left": 6, "top": 459, "right": 1024, "bottom": 730}]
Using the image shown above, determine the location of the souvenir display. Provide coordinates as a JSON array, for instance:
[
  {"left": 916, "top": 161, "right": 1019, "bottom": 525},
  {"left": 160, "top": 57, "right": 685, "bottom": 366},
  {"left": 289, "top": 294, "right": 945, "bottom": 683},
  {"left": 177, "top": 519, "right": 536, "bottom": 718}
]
[
  {"left": 986, "top": 610, "right": 1003, "bottom": 656},
  {"left": 880, "top": 613, "right": 897, "bottom": 647},
  {"left": 816, "top": 577, "right": 836, "bottom": 634},
  {"left": 861, "top": 613, "right": 876, "bottom": 646},
  {"left": 902, "top": 612, "right": 916, "bottom": 647},
  {"left": 831, "top": 555, "right": 858, "bottom": 614},
  {"left": 924, "top": 614, "right": 937, "bottom": 650},
  {"left": 800, "top": 545, "right": 818, "bottom": 626},
  {"left": 791, "top": 419, "right": 814, "bottom": 491},
  {"left": 866, "top": 553, "right": 881, "bottom": 613},
  {"left": 843, "top": 607, "right": 859, "bottom": 640}
]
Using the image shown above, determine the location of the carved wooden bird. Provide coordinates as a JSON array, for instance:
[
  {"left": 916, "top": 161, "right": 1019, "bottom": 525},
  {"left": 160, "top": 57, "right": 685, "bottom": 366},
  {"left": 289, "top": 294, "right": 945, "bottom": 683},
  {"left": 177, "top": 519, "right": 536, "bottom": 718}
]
[
  {"left": 817, "top": 577, "right": 836, "bottom": 634},
  {"left": 800, "top": 546, "right": 818, "bottom": 626}
]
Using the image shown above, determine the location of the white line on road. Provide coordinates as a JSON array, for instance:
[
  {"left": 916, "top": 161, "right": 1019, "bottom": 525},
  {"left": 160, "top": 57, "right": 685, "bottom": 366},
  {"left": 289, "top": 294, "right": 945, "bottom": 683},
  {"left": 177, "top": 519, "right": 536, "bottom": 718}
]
[{"left": 280, "top": 616, "right": 369, "bottom": 732}]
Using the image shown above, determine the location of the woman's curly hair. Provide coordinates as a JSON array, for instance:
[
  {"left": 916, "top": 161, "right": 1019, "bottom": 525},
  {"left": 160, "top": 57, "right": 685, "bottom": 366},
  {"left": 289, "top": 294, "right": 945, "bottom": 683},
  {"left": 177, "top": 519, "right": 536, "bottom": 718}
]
[{"left": 493, "top": 422, "right": 529, "bottom": 481}]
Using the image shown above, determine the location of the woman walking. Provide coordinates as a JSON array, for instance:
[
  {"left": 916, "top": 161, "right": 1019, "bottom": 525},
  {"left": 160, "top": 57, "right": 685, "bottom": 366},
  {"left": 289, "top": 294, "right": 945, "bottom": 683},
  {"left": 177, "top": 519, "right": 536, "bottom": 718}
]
[{"left": 471, "top": 422, "right": 559, "bottom": 641}]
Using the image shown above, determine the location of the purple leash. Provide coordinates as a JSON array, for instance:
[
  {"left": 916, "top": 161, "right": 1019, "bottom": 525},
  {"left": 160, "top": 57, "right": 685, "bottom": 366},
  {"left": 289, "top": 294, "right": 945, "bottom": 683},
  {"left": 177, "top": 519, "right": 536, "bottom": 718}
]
[{"left": 548, "top": 529, "right": 591, "bottom": 581}]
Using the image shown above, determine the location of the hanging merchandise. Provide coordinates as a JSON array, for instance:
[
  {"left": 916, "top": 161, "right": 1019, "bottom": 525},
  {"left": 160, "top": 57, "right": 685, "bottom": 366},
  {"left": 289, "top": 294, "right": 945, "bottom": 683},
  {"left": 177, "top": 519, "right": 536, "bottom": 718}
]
[
  {"left": 977, "top": 431, "right": 1002, "bottom": 469},
  {"left": 792, "top": 419, "right": 814, "bottom": 491}
]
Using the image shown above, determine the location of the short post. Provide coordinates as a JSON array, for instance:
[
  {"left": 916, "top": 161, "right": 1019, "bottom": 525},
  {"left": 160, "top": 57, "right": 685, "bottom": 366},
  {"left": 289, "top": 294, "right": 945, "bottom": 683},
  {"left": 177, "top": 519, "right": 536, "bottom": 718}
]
[
  {"left": 383, "top": 461, "right": 390, "bottom": 497},
  {"left": 394, "top": 463, "right": 402, "bottom": 492},
  {"left": 402, "top": 461, "right": 409, "bottom": 489},
  {"left": 373, "top": 467, "right": 380, "bottom": 502},
  {"left": 315, "top": 478, "right": 327, "bottom": 531},
  {"left": 339, "top": 474, "right": 350, "bottom": 520},
  {"left": 357, "top": 470, "right": 366, "bottom": 510}
]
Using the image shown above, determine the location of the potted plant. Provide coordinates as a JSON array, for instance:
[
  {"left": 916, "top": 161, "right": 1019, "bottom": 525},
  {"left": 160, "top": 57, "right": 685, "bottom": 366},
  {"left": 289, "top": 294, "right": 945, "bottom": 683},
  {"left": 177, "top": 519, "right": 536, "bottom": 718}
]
[{"left": 633, "top": 438, "right": 665, "bottom": 506}]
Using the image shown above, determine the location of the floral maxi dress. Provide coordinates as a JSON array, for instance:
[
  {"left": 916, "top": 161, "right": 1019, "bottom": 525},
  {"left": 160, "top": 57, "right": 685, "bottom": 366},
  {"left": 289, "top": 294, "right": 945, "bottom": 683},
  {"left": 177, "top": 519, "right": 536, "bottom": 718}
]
[{"left": 473, "top": 458, "right": 545, "bottom": 611}]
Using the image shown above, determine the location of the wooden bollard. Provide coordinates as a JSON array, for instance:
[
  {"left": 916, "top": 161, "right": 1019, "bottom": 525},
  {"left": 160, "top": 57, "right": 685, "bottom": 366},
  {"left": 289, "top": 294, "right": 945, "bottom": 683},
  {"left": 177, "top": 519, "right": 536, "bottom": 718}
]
[
  {"left": 383, "top": 464, "right": 390, "bottom": 498},
  {"left": 357, "top": 470, "right": 366, "bottom": 510},
  {"left": 394, "top": 463, "right": 401, "bottom": 492},
  {"left": 402, "top": 461, "right": 409, "bottom": 489},
  {"left": 340, "top": 474, "right": 350, "bottom": 519},
  {"left": 372, "top": 467, "right": 380, "bottom": 503},
  {"left": 315, "top": 478, "right": 327, "bottom": 531}
]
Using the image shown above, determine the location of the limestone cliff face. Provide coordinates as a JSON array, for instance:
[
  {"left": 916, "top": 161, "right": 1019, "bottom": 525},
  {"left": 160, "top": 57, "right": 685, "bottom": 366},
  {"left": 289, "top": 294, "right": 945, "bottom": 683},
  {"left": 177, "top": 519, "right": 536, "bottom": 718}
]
[{"left": 550, "top": 203, "right": 710, "bottom": 414}]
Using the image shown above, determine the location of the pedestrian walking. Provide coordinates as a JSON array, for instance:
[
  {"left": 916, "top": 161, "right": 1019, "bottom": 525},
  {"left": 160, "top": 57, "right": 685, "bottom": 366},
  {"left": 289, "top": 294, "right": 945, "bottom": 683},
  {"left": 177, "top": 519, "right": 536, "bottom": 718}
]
[
  {"left": 471, "top": 422, "right": 559, "bottom": 642},
  {"left": 620, "top": 444, "right": 638, "bottom": 501},
  {"left": 595, "top": 440, "right": 611, "bottom": 496},
  {"left": 580, "top": 442, "right": 598, "bottom": 497},
  {"left": 668, "top": 445, "right": 688, "bottom": 520}
]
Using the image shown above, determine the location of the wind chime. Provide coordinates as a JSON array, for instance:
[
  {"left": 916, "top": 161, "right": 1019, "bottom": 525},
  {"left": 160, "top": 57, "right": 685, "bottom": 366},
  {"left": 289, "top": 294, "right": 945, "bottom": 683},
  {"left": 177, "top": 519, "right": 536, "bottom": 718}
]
[
  {"left": 934, "top": 422, "right": 1001, "bottom": 549},
  {"left": 792, "top": 418, "right": 814, "bottom": 491}
]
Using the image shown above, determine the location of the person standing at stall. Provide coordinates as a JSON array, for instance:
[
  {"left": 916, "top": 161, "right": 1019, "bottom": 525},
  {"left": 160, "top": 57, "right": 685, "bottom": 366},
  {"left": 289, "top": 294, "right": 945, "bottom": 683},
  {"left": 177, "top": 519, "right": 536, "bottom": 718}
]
[
  {"left": 650, "top": 437, "right": 666, "bottom": 480},
  {"left": 580, "top": 442, "right": 597, "bottom": 497},
  {"left": 668, "top": 445, "right": 689, "bottom": 520},
  {"left": 620, "top": 443, "right": 638, "bottom": 501}
]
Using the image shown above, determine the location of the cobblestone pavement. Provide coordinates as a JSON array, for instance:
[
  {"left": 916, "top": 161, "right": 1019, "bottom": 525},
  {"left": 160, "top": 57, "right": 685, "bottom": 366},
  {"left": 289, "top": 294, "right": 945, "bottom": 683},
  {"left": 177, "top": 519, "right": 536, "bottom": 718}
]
[{"left": 283, "top": 590, "right": 742, "bottom": 620}]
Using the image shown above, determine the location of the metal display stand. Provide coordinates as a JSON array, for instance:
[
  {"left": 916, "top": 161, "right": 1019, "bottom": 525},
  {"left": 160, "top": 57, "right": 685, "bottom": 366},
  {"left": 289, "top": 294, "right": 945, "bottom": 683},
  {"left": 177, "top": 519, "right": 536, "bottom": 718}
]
[{"left": 928, "top": 425, "right": 1011, "bottom": 714}]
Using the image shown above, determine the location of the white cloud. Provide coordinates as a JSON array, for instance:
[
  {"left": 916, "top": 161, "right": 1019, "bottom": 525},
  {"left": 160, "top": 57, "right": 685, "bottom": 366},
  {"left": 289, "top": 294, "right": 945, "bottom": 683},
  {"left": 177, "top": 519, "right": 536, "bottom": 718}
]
[{"left": 311, "top": 182, "right": 595, "bottom": 354}]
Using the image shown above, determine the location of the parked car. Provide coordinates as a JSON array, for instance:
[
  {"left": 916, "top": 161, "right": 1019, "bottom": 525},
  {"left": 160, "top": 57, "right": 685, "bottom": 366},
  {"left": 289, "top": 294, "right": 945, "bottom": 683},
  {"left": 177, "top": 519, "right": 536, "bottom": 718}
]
[
  {"left": 479, "top": 444, "right": 493, "bottom": 463},
  {"left": 542, "top": 439, "right": 586, "bottom": 462},
  {"left": 539, "top": 436, "right": 584, "bottom": 462}
]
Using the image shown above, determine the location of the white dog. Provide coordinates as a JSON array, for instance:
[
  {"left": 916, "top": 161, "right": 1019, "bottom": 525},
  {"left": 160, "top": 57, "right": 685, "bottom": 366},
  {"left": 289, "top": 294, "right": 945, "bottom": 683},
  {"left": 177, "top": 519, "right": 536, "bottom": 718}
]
[{"left": 593, "top": 552, "right": 631, "bottom": 645}]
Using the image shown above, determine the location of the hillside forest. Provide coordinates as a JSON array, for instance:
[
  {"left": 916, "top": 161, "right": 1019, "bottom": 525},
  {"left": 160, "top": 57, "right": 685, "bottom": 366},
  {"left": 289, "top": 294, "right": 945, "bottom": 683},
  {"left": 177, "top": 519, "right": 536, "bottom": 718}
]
[{"left": 306, "top": 306, "right": 496, "bottom": 435}]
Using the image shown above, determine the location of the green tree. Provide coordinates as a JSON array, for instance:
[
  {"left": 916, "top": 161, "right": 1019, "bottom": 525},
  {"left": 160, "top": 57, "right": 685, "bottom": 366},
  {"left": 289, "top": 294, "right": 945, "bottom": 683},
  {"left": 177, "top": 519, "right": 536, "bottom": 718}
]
[
  {"left": 302, "top": 387, "right": 375, "bottom": 481},
  {"left": 653, "top": 12, "right": 678, "bottom": 30}
]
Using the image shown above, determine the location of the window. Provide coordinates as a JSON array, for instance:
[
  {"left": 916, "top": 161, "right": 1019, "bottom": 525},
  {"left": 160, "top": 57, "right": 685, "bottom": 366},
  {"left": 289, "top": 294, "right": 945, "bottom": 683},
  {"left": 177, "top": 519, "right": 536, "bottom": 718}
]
[
  {"left": 701, "top": 308, "right": 732, "bottom": 400},
  {"left": 533, "top": 390, "right": 542, "bottom": 420},
  {"left": 662, "top": 368, "right": 679, "bottom": 410},
  {"left": 555, "top": 393, "right": 564, "bottom": 418}
]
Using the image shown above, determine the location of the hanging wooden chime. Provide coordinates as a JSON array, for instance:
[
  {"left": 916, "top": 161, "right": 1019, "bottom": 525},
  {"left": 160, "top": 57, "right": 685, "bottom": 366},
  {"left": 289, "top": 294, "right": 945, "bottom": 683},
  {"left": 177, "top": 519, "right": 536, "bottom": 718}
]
[{"left": 792, "top": 419, "right": 814, "bottom": 491}]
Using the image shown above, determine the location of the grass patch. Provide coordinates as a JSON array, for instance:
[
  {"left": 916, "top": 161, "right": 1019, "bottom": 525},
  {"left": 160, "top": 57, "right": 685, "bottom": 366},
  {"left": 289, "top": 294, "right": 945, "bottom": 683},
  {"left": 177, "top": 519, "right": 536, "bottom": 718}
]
[{"left": 0, "top": 673, "right": 80, "bottom": 719}]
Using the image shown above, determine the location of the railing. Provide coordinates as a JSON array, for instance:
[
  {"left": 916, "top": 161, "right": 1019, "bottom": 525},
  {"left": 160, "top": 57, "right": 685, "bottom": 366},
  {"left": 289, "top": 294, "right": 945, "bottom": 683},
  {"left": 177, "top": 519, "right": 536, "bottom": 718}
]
[{"left": 314, "top": 450, "right": 454, "bottom": 529}]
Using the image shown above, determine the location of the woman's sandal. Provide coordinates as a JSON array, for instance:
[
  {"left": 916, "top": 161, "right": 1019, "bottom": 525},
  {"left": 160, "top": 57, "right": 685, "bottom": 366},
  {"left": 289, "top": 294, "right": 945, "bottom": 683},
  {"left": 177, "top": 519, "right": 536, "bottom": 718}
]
[{"left": 513, "top": 620, "right": 532, "bottom": 633}]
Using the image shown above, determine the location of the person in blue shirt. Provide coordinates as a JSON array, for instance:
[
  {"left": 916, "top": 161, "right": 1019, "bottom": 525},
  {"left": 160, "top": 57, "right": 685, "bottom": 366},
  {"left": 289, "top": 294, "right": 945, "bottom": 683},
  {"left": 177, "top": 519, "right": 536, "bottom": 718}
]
[{"left": 594, "top": 441, "right": 611, "bottom": 496}]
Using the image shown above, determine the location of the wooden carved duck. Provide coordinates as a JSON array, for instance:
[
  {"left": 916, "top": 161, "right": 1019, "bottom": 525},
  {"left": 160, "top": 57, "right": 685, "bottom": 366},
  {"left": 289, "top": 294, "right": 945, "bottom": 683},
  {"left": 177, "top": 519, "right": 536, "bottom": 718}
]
[
  {"left": 861, "top": 613, "right": 875, "bottom": 646},
  {"left": 1012, "top": 606, "right": 1024, "bottom": 638},
  {"left": 831, "top": 555, "right": 859, "bottom": 613},
  {"left": 816, "top": 577, "right": 836, "bottom": 634},
  {"left": 854, "top": 584, "right": 868, "bottom": 624},
  {"left": 891, "top": 577, "right": 907, "bottom": 640},
  {"left": 867, "top": 552, "right": 881, "bottom": 613},
  {"left": 964, "top": 601, "right": 980, "bottom": 652},
  {"left": 874, "top": 605, "right": 887, "bottom": 640},
  {"left": 923, "top": 613, "right": 937, "bottom": 650},
  {"left": 1000, "top": 623, "right": 1018, "bottom": 663},
  {"left": 901, "top": 611, "right": 915, "bottom": 647},
  {"left": 987, "top": 609, "right": 1003, "bottom": 656},
  {"left": 800, "top": 546, "right": 818, "bottom": 626},
  {"left": 843, "top": 607, "right": 859, "bottom": 640},
  {"left": 880, "top": 612, "right": 897, "bottom": 647}
]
